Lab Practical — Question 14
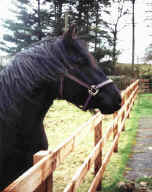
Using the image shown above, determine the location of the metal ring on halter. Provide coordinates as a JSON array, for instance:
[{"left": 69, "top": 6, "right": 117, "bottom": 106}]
[{"left": 88, "top": 85, "right": 99, "bottom": 96}]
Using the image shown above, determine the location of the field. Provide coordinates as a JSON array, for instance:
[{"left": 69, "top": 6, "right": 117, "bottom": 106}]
[{"left": 43, "top": 93, "right": 152, "bottom": 192}]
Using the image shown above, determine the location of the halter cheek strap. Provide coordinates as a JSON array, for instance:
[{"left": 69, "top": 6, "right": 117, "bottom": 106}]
[{"left": 59, "top": 73, "right": 113, "bottom": 110}]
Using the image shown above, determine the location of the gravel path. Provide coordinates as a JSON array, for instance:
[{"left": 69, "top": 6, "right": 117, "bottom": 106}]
[{"left": 125, "top": 117, "right": 152, "bottom": 180}]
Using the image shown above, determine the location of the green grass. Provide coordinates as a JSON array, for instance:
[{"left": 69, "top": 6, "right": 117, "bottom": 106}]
[
  {"left": 136, "top": 176, "right": 152, "bottom": 190},
  {"left": 43, "top": 94, "right": 152, "bottom": 192}
]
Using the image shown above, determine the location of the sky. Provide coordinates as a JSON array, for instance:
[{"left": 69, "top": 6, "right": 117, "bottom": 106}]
[
  {"left": 0, "top": 0, "right": 13, "bottom": 20},
  {"left": 0, "top": 0, "right": 152, "bottom": 63},
  {"left": 118, "top": 0, "right": 152, "bottom": 63}
]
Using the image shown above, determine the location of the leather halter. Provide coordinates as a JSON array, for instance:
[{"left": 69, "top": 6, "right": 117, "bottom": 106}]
[{"left": 59, "top": 72, "right": 113, "bottom": 110}]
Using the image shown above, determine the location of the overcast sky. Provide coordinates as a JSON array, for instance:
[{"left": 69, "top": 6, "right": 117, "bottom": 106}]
[
  {"left": 118, "top": 0, "right": 152, "bottom": 63},
  {"left": 0, "top": 0, "right": 151, "bottom": 63}
]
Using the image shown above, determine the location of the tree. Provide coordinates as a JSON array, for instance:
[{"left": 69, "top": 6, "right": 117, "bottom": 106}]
[
  {"left": 0, "top": 0, "right": 50, "bottom": 54},
  {"left": 0, "top": 0, "right": 126, "bottom": 68},
  {"left": 43, "top": 0, "right": 68, "bottom": 36},
  {"left": 91, "top": 0, "right": 112, "bottom": 61},
  {"left": 143, "top": 2, "right": 152, "bottom": 63},
  {"left": 145, "top": 45, "right": 152, "bottom": 63},
  {"left": 102, "top": 0, "right": 129, "bottom": 71},
  {"left": 68, "top": 0, "right": 112, "bottom": 61}
]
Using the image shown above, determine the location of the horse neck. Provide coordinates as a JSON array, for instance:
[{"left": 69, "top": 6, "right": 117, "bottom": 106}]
[{"left": 32, "top": 82, "right": 59, "bottom": 118}]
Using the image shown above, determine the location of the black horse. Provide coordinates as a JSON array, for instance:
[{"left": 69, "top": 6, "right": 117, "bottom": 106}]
[{"left": 0, "top": 25, "right": 121, "bottom": 190}]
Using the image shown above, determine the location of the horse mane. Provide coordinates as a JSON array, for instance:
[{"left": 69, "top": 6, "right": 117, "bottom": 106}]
[{"left": 0, "top": 37, "right": 92, "bottom": 122}]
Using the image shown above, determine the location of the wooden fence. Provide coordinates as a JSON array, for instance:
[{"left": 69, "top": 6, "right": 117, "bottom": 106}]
[
  {"left": 140, "top": 79, "right": 152, "bottom": 93},
  {"left": 3, "top": 80, "right": 139, "bottom": 192}
]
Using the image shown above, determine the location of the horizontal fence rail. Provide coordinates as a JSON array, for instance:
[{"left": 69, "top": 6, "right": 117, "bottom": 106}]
[
  {"left": 3, "top": 80, "right": 139, "bottom": 192},
  {"left": 3, "top": 113, "right": 103, "bottom": 192}
]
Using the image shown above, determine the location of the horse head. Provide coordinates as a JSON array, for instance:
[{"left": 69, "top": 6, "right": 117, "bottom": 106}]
[
  {"left": 0, "top": 24, "right": 122, "bottom": 191},
  {"left": 57, "top": 25, "right": 122, "bottom": 114}
]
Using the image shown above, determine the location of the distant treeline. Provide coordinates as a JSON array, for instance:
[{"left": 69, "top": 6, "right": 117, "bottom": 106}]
[{"left": 0, "top": 0, "right": 132, "bottom": 74}]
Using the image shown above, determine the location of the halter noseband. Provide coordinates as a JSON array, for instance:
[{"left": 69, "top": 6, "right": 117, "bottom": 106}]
[{"left": 59, "top": 73, "right": 113, "bottom": 110}]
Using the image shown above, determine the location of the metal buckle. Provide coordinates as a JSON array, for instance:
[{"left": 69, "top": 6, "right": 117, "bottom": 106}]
[{"left": 88, "top": 85, "right": 99, "bottom": 96}]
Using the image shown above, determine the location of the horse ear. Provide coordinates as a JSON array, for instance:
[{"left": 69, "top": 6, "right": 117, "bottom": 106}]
[{"left": 63, "top": 24, "right": 77, "bottom": 43}]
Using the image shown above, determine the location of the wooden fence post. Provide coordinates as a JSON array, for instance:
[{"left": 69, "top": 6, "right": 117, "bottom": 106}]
[
  {"left": 127, "top": 90, "right": 130, "bottom": 118},
  {"left": 129, "top": 88, "right": 132, "bottom": 112},
  {"left": 33, "top": 151, "right": 53, "bottom": 192},
  {"left": 121, "top": 95, "right": 125, "bottom": 131},
  {"left": 113, "top": 112, "right": 118, "bottom": 152},
  {"left": 132, "top": 84, "right": 136, "bottom": 106},
  {"left": 94, "top": 119, "right": 102, "bottom": 191}
]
